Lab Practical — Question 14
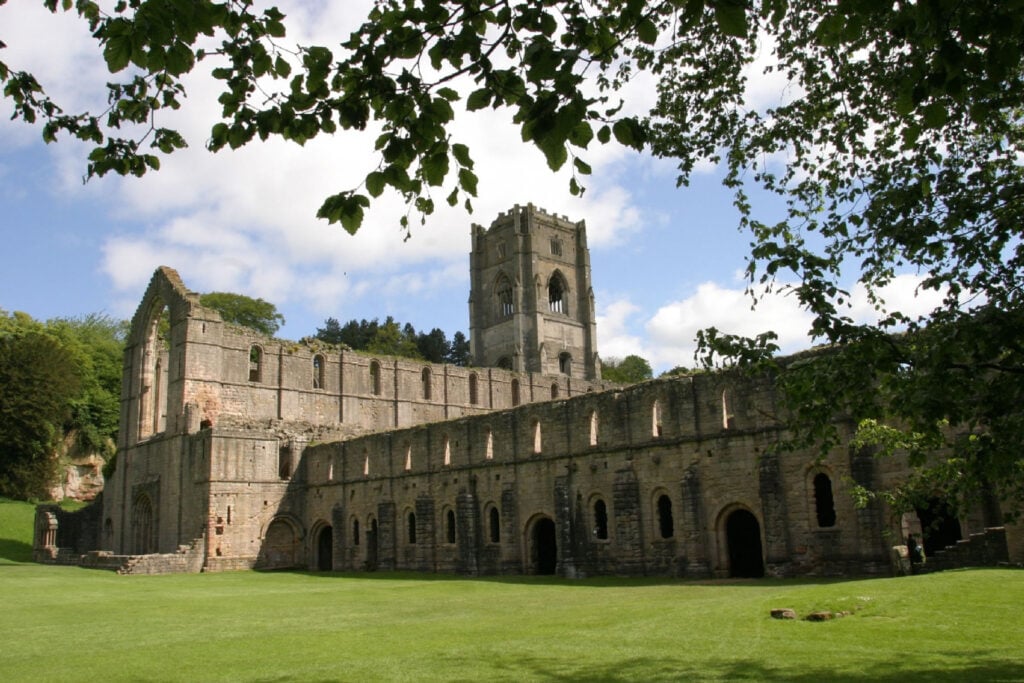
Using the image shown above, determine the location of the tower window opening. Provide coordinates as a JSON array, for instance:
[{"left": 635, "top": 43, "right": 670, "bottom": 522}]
[
  {"left": 249, "top": 345, "right": 263, "bottom": 383},
  {"left": 548, "top": 273, "right": 566, "bottom": 314},
  {"left": 313, "top": 354, "right": 325, "bottom": 390},
  {"left": 813, "top": 473, "right": 837, "bottom": 527}
]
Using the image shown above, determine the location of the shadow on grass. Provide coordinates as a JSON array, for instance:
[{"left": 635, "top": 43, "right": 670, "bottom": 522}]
[
  {"left": 478, "top": 654, "right": 1023, "bottom": 683},
  {"left": 0, "top": 538, "right": 32, "bottom": 564},
  {"left": 274, "top": 569, "right": 857, "bottom": 589}
]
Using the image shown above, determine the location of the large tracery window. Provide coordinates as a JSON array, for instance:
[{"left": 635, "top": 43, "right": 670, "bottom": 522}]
[
  {"left": 496, "top": 275, "right": 514, "bottom": 319},
  {"left": 548, "top": 272, "right": 567, "bottom": 314}
]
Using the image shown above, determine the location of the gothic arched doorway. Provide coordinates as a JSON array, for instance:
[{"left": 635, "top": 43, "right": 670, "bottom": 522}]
[
  {"left": 725, "top": 509, "right": 765, "bottom": 578},
  {"left": 131, "top": 494, "right": 156, "bottom": 554},
  {"left": 316, "top": 525, "right": 333, "bottom": 571},
  {"left": 530, "top": 517, "right": 558, "bottom": 575}
]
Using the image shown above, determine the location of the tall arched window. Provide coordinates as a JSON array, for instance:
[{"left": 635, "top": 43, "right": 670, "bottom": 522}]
[
  {"left": 407, "top": 511, "right": 417, "bottom": 544},
  {"left": 249, "top": 345, "right": 263, "bottom": 383},
  {"left": 722, "top": 389, "right": 734, "bottom": 429},
  {"left": 469, "top": 373, "right": 479, "bottom": 405},
  {"left": 813, "top": 473, "right": 837, "bottom": 527},
  {"left": 550, "top": 383, "right": 559, "bottom": 399},
  {"left": 589, "top": 410, "right": 599, "bottom": 446},
  {"left": 278, "top": 445, "right": 292, "bottom": 480},
  {"left": 369, "top": 361, "right": 382, "bottom": 396},
  {"left": 511, "top": 379, "right": 521, "bottom": 406},
  {"left": 446, "top": 509, "right": 456, "bottom": 544},
  {"left": 485, "top": 428, "right": 494, "bottom": 460},
  {"left": 421, "top": 367, "right": 432, "bottom": 400},
  {"left": 495, "top": 274, "right": 514, "bottom": 319},
  {"left": 548, "top": 272, "right": 567, "bottom": 314},
  {"left": 559, "top": 352, "right": 572, "bottom": 375},
  {"left": 488, "top": 506, "right": 500, "bottom": 543},
  {"left": 443, "top": 434, "right": 451, "bottom": 466},
  {"left": 313, "top": 354, "right": 325, "bottom": 389},
  {"left": 652, "top": 400, "right": 663, "bottom": 437},
  {"left": 533, "top": 419, "right": 542, "bottom": 454},
  {"left": 404, "top": 443, "right": 412, "bottom": 471},
  {"left": 593, "top": 499, "right": 609, "bottom": 540},
  {"left": 657, "top": 495, "right": 674, "bottom": 539},
  {"left": 352, "top": 518, "right": 360, "bottom": 546}
]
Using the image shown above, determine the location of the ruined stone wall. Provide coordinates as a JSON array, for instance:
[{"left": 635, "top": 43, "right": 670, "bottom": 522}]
[{"left": 270, "top": 372, "right": 906, "bottom": 577}]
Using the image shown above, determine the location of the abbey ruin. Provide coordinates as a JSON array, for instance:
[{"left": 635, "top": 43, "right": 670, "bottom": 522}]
[{"left": 34, "top": 204, "right": 1015, "bottom": 576}]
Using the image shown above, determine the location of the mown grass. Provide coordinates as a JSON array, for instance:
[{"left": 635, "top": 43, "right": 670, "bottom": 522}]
[{"left": 1, "top": 498, "right": 1021, "bottom": 682}]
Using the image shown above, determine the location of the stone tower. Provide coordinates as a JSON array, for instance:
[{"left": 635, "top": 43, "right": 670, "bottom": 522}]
[{"left": 469, "top": 204, "right": 600, "bottom": 380}]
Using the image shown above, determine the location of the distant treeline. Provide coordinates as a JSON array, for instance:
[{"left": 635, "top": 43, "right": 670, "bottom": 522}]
[{"left": 315, "top": 317, "right": 470, "bottom": 366}]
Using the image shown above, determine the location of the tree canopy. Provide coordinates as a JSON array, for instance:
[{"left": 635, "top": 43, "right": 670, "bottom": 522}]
[
  {"left": 0, "top": 311, "right": 125, "bottom": 499},
  {"left": 200, "top": 292, "right": 285, "bottom": 336},
  {"left": 601, "top": 355, "right": 653, "bottom": 384},
  {"left": 5, "top": 1, "right": 1024, "bottom": 514},
  {"left": 315, "top": 316, "right": 470, "bottom": 365}
]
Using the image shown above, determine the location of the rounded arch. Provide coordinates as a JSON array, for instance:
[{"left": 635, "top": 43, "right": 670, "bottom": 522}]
[
  {"left": 587, "top": 492, "right": 610, "bottom": 541},
  {"left": 525, "top": 514, "right": 558, "bottom": 575},
  {"left": 369, "top": 360, "right": 382, "bottom": 396},
  {"left": 716, "top": 505, "right": 764, "bottom": 578},
  {"left": 261, "top": 516, "right": 303, "bottom": 570},
  {"left": 468, "top": 372, "right": 479, "bottom": 405},
  {"left": 421, "top": 367, "right": 432, "bottom": 400},
  {"left": 310, "top": 520, "right": 333, "bottom": 571},
  {"left": 405, "top": 507, "right": 418, "bottom": 544},
  {"left": 442, "top": 506, "right": 457, "bottom": 544},
  {"left": 484, "top": 502, "right": 501, "bottom": 544},
  {"left": 652, "top": 489, "right": 675, "bottom": 539},
  {"left": 806, "top": 467, "right": 837, "bottom": 528}
]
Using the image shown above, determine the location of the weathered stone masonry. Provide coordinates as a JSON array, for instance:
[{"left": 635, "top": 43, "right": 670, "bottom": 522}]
[{"left": 34, "top": 204, "right": 1011, "bottom": 576}]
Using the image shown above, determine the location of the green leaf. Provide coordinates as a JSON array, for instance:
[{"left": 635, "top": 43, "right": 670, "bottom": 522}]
[
  {"left": 714, "top": 1, "right": 748, "bottom": 38},
  {"left": 636, "top": 17, "right": 658, "bottom": 45},
  {"left": 573, "top": 157, "right": 592, "bottom": 175},
  {"left": 466, "top": 88, "right": 492, "bottom": 111},
  {"left": 365, "top": 171, "right": 386, "bottom": 198},
  {"left": 597, "top": 125, "right": 611, "bottom": 144},
  {"left": 458, "top": 168, "right": 478, "bottom": 196},
  {"left": 452, "top": 143, "right": 473, "bottom": 168},
  {"left": 612, "top": 118, "right": 645, "bottom": 149}
]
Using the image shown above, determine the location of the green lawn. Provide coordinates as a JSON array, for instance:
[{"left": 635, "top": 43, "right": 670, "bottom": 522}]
[{"left": 1, "top": 498, "right": 1021, "bottom": 682}]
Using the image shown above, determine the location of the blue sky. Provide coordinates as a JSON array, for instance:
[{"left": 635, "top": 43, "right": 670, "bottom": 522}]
[{"left": 0, "top": 2, "right": 941, "bottom": 373}]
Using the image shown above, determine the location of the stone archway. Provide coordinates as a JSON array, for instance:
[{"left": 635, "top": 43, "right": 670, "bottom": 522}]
[
  {"left": 529, "top": 517, "right": 558, "bottom": 575},
  {"left": 316, "top": 525, "right": 333, "bottom": 571},
  {"left": 725, "top": 509, "right": 764, "bottom": 578},
  {"left": 262, "top": 518, "right": 300, "bottom": 569},
  {"left": 131, "top": 494, "right": 156, "bottom": 555}
]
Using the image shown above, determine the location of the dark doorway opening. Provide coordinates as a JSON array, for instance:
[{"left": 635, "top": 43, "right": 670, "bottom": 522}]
[
  {"left": 531, "top": 517, "right": 557, "bottom": 575},
  {"left": 916, "top": 498, "right": 962, "bottom": 556},
  {"left": 317, "top": 526, "right": 333, "bottom": 571},
  {"left": 726, "top": 509, "right": 764, "bottom": 578}
]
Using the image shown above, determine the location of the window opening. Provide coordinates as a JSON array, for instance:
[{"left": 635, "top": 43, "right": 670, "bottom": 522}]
[
  {"left": 652, "top": 400, "right": 663, "bottom": 437},
  {"left": 559, "top": 352, "right": 572, "bottom": 375},
  {"left": 589, "top": 410, "right": 599, "bottom": 446},
  {"left": 550, "top": 383, "right": 559, "bottom": 399},
  {"left": 422, "top": 367, "right": 432, "bottom": 400},
  {"left": 313, "top": 354, "right": 325, "bottom": 389},
  {"left": 496, "top": 242, "right": 507, "bottom": 259},
  {"left": 278, "top": 446, "right": 291, "bottom": 480},
  {"left": 496, "top": 275, "right": 514, "bottom": 319},
  {"left": 485, "top": 428, "right": 494, "bottom": 460},
  {"left": 489, "top": 506, "right": 500, "bottom": 543},
  {"left": 548, "top": 273, "right": 566, "bottom": 313},
  {"left": 363, "top": 452, "right": 369, "bottom": 476},
  {"left": 813, "top": 473, "right": 837, "bottom": 527},
  {"left": 469, "top": 373, "right": 479, "bottom": 405},
  {"left": 249, "top": 345, "right": 263, "bottom": 382},
  {"left": 657, "top": 495, "right": 674, "bottom": 539},
  {"left": 593, "top": 499, "right": 609, "bottom": 540},
  {"left": 353, "top": 519, "right": 360, "bottom": 546},
  {"left": 443, "top": 435, "right": 451, "bottom": 466},
  {"left": 533, "top": 419, "right": 542, "bottom": 454},
  {"left": 446, "top": 509, "right": 456, "bottom": 543},
  {"left": 404, "top": 444, "right": 412, "bottom": 471},
  {"left": 407, "top": 511, "right": 417, "bottom": 544},
  {"left": 550, "top": 238, "right": 562, "bottom": 256},
  {"left": 497, "top": 356, "right": 513, "bottom": 370},
  {"left": 370, "top": 361, "right": 382, "bottom": 396},
  {"left": 511, "top": 379, "right": 521, "bottom": 406},
  {"left": 722, "top": 389, "right": 734, "bottom": 429}
]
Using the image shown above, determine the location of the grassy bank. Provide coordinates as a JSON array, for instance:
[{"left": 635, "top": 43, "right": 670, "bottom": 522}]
[{"left": 1, "top": 499, "right": 1020, "bottom": 682}]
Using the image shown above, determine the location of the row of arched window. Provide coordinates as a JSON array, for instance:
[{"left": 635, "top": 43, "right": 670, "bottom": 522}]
[
  {"left": 493, "top": 270, "right": 570, "bottom": 320},
  {"left": 372, "top": 505, "right": 504, "bottom": 547}
]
